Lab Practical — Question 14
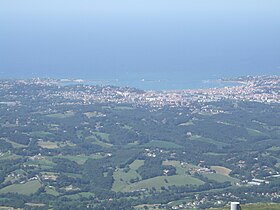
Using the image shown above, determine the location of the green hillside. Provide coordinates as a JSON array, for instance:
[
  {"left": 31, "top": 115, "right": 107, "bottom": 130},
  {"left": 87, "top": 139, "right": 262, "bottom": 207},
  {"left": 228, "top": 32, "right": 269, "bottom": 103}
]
[{"left": 0, "top": 78, "right": 280, "bottom": 209}]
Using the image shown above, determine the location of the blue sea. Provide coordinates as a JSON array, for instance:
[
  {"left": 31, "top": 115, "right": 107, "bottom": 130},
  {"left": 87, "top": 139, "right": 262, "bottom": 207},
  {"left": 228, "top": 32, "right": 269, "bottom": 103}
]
[
  {"left": 1, "top": 69, "right": 278, "bottom": 91},
  {"left": 0, "top": 0, "right": 279, "bottom": 90}
]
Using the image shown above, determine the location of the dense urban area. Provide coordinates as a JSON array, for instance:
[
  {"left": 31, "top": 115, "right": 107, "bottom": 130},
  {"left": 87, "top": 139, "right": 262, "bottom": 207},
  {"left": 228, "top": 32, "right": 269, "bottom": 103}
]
[{"left": 0, "top": 75, "right": 279, "bottom": 210}]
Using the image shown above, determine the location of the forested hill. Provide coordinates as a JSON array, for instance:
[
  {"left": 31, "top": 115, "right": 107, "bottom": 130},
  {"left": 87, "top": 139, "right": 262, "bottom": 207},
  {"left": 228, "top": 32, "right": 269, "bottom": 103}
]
[{"left": 0, "top": 77, "right": 279, "bottom": 209}]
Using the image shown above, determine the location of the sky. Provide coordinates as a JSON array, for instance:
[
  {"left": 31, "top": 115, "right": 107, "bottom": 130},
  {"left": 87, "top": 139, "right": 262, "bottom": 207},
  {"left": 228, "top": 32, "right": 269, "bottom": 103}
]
[{"left": 0, "top": 0, "right": 279, "bottom": 86}]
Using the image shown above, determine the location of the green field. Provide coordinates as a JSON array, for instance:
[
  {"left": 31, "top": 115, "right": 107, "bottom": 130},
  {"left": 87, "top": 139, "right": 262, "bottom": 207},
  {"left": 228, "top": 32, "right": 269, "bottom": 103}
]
[
  {"left": 46, "top": 111, "right": 75, "bottom": 118},
  {"left": 0, "top": 180, "right": 42, "bottom": 195},
  {"left": 93, "top": 139, "right": 113, "bottom": 148},
  {"left": 61, "top": 192, "right": 95, "bottom": 199},
  {"left": 25, "top": 203, "right": 46, "bottom": 207},
  {"left": 179, "top": 120, "right": 194, "bottom": 126},
  {"left": 53, "top": 154, "right": 104, "bottom": 164},
  {"left": 268, "top": 146, "right": 280, "bottom": 151},
  {"left": 123, "top": 125, "right": 133, "bottom": 130},
  {"left": 37, "top": 140, "right": 75, "bottom": 149},
  {"left": 0, "top": 151, "right": 20, "bottom": 160},
  {"left": 211, "top": 166, "right": 232, "bottom": 176},
  {"left": 112, "top": 160, "right": 144, "bottom": 191},
  {"left": 92, "top": 132, "right": 110, "bottom": 141},
  {"left": 45, "top": 186, "right": 60, "bottom": 196},
  {"left": 247, "top": 128, "right": 267, "bottom": 137},
  {"left": 203, "top": 173, "right": 239, "bottom": 184},
  {"left": 163, "top": 161, "right": 238, "bottom": 185},
  {"left": 86, "top": 132, "right": 113, "bottom": 147},
  {"left": 86, "top": 136, "right": 113, "bottom": 148},
  {"left": 38, "top": 140, "right": 59, "bottom": 149},
  {"left": 142, "top": 140, "right": 182, "bottom": 149},
  {"left": 112, "top": 168, "right": 141, "bottom": 192},
  {"left": 129, "top": 160, "right": 144, "bottom": 170},
  {"left": 29, "top": 131, "right": 53, "bottom": 138},
  {"left": 189, "top": 135, "right": 228, "bottom": 148},
  {"left": 26, "top": 157, "right": 55, "bottom": 170},
  {"left": 2, "top": 138, "right": 27, "bottom": 149},
  {"left": 213, "top": 203, "right": 280, "bottom": 210},
  {"left": 123, "top": 175, "right": 204, "bottom": 192},
  {"left": 113, "top": 159, "right": 204, "bottom": 192}
]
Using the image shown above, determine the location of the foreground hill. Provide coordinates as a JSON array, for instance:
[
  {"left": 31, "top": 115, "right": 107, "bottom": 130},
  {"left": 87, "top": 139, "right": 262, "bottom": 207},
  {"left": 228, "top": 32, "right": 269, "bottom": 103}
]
[{"left": 212, "top": 203, "right": 280, "bottom": 210}]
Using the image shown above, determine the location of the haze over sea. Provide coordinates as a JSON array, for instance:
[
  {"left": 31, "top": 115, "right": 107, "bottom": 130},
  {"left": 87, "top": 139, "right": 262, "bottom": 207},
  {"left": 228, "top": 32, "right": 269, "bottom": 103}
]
[{"left": 0, "top": 0, "right": 279, "bottom": 90}]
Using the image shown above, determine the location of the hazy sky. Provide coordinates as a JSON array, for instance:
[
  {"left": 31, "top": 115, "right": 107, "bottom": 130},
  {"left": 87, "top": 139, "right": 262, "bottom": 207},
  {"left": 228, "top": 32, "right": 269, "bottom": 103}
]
[{"left": 0, "top": 0, "right": 280, "bottom": 81}]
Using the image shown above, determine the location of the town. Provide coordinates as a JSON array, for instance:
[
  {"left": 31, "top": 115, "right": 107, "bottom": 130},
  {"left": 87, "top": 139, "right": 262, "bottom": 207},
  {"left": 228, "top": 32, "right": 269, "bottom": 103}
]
[{"left": 1, "top": 76, "right": 279, "bottom": 110}]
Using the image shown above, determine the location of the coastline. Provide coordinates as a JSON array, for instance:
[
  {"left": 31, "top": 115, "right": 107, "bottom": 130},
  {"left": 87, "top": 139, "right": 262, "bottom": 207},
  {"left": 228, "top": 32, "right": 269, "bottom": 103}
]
[{"left": 1, "top": 74, "right": 279, "bottom": 91}]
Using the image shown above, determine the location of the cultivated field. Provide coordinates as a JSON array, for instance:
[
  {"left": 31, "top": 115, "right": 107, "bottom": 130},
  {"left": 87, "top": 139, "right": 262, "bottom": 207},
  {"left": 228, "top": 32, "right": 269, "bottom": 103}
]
[{"left": 0, "top": 180, "right": 42, "bottom": 195}]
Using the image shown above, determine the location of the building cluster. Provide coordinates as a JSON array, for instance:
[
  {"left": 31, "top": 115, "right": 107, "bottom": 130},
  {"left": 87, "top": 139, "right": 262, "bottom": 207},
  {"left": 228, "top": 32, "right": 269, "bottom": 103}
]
[
  {"left": 0, "top": 76, "right": 279, "bottom": 112},
  {"left": 186, "top": 76, "right": 279, "bottom": 104},
  {"left": 57, "top": 75, "right": 280, "bottom": 107},
  {"left": 247, "top": 178, "right": 270, "bottom": 186}
]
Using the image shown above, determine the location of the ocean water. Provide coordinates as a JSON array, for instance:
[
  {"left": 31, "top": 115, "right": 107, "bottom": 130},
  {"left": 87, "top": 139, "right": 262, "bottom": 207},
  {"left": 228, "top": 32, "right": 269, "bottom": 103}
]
[
  {"left": 0, "top": 0, "right": 279, "bottom": 90},
  {"left": 0, "top": 69, "right": 278, "bottom": 91}
]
